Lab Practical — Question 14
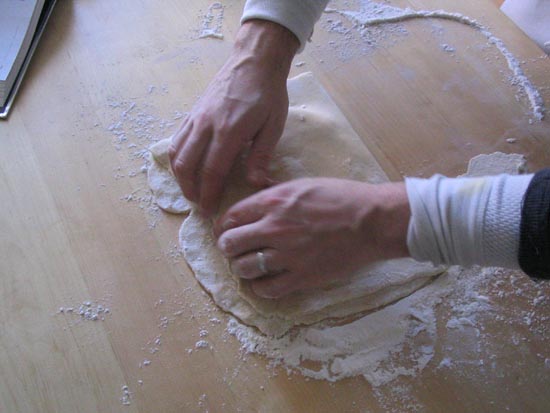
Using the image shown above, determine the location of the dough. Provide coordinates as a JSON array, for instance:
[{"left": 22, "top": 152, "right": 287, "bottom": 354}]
[
  {"left": 465, "top": 152, "right": 527, "bottom": 177},
  {"left": 147, "top": 138, "right": 191, "bottom": 214},
  {"left": 148, "top": 72, "right": 445, "bottom": 336}
]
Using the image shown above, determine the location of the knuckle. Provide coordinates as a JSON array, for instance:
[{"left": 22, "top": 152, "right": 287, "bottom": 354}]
[
  {"left": 172, "top": 158, "right": 194, "bottom": 179},
  {"left": 260, "top": 192, "right": 285, "bottom": 208}
]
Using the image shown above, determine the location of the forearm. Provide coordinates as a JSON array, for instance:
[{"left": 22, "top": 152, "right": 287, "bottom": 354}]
[{"left": 359, "top": 182, "right": 411, "bottom": 262}]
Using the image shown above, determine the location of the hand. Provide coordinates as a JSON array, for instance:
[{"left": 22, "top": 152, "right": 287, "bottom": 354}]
[
  {"left": 214, "top": 178, "right": 411, "bottom": 298},
  {"left": 169, "top": 20, "right": 299, "bottom": 217}
]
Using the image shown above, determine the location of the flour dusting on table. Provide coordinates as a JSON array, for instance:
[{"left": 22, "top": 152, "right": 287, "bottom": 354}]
[
  {"left": 227, "top": 270, "right": 454, "bottom": 385},
  {"left": 322, "top": 0, "right": 545, "bottom": 120},
  {"left": 199, "top": 2, "right": 225, "bottom": 40}
]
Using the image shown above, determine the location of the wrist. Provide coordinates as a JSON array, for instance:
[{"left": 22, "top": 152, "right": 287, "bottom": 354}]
[
  {"left": 360, "top": 182, "right": 411, "bottom": 261},
  {"left": 233, "top": 20, "right": 299, "bottom": 77}
]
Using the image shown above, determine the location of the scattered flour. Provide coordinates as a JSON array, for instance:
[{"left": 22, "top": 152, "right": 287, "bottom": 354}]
[
  {"left": 227, "top": 264, "right": 550, "bottom": 388},
  {"left": 227, "top": 269, "right": 455, "bottom": 385},
  {"left": 120, "top": 385, "right": 131, "bottom": 406},
  {"left": 58, "top": 300, "right": 111, "bottom": 322},
  {"left": 437, "top": 357, "right": 453, "bottom": 369},
  {"left": 195, "top": 340, "right": 210, "bottom": 349},
  {"left": 104, "top": 89, "right": 189, "bottom": 228},
  {"left": 198, "top": 393, "right": 207, "bottom": 409},
  {"left": 199, "top": 2, "right": 225, "bottom": 39},
  {"left": 441, "top": 43, "right": 456, "bottom": 53},
  {"left": 324, "top": 0, "right": 545, "bottom": 120}
]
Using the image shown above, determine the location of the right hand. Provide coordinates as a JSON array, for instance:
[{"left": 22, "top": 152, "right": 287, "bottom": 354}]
[
  {"left": 214, "top": 179, "right": 411, "bottom": 298},
  {"left": 169, "top": 20, "right": 299, "bottom": 217}
]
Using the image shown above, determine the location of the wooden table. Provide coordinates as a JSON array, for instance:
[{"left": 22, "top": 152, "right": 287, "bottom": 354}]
[{"left": 1, "top": 1, "right": 549, "bottom": 412}]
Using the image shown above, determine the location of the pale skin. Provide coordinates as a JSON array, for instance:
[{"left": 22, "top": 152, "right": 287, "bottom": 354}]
[
  {"left": 169, "top": 20, "right": 299, "bottom": 216},
  {"left": 170, "top": 21, "right": 411, "bottom": 298},
  {"left": 214, "top": 178, "right": 411, "bottom": 298}
]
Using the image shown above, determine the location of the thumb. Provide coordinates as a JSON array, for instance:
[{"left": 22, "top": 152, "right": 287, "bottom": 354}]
[{"left": 246, "top": 118, "right": 284, "bottom": 188}]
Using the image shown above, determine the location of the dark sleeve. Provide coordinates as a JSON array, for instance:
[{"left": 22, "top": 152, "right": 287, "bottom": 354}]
[{"left": 519, "top": 168, "right": 550, "bottom": 279}]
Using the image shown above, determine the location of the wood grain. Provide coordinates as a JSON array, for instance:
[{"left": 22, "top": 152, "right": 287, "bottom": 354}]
[{"left": 1, "top": 1, "right": 549, "bottom": 412}]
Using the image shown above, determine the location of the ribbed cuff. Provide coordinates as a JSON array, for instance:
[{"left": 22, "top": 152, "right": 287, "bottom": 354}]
[
  {"left": 241, "top": 0, "right": 329, "bottom": 52},
  {"left": 406, "top": 174, "right": 532, "bottom": 269}
]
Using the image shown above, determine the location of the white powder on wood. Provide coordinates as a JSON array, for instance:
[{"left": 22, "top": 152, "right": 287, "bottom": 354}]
[
  {"left": 441, "top": 43, "right": 456, "bottom": 53},
  {"left": 325, "top": 1, "right": 545, "bottom": 120},
  {"left": 227, "top": 270, "right": 456, "bottom": 385},
  {"left": 195, "top": 340, "right": 210, "bottom": 349},
  {"left": 58, "top": 300, "right": 110, "bottom": 322},
  {"left": 120, "top": 385, "right": 131, "bottom": 406},
  {"left": 199, "top": 3, "right": 225, "bottom": 40}
]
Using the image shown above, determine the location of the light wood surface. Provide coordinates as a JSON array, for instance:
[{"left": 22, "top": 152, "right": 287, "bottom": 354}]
[{"left": 1, "top": 1, "right": 549, "bottom": 412}]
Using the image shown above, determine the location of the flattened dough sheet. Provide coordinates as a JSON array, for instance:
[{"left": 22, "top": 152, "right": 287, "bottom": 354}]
[{"left": 148, "top": 72, "right": 445, "bottom": 336}]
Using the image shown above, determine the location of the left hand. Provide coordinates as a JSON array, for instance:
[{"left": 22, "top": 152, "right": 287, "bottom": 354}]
[
  {"left": 214, "top": 178, "right": 411, "bottom": 298},
  {"left": 169, "top": 20, "right": 298, "bottom": 217}
]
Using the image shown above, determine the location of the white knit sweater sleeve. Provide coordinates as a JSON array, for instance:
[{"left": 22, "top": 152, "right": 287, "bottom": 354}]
[
  {"left": 241, "top": 0, "right": 329, "bottom": 52},
  {"left": 406, "top": 173, "right": 534, "bottom": 269}
]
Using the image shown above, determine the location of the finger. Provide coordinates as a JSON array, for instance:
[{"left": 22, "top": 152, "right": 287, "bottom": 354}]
[
  {"left": 217, "top": 220, "right": 272, "bottom": 258},
  {"left": 172, "top": 116, "right": 190, "bottom": 143},
  {"left": 198, "top": 132, "right": 244, "bottom": 217},
  {"left": 169, "top": 118, "right": 192, "bottom": 155},
  {"left": 251, "top": 271, "right": 301, "bottom": 299},
  {"left": 230, "top": 248, "right": 285, "bottom": 280},
  {"left": 169, "top": 123, "right": 212, "bottom": 202},
  {"left": 213, "top": 190, "right": 267, "bottom": 237},
  {"left": 246, "top": 116, "right": 286, "bottom": 188},
  {"left": 169, "top": 120, "right": 194, "bottom": 195}
]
